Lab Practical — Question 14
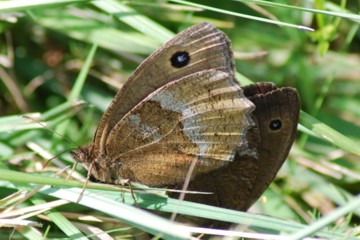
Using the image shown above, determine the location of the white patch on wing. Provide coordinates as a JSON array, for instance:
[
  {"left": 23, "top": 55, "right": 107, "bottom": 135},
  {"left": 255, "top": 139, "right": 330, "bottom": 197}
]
[
  {"left": 199, "top": 143, "right": 209, "bottom": 161},
  {"left": 149, "top": 70, "right": 251, "bottom": 163},
  {"left": 152, "top": 90, "right": 187, "bottom": 113}
]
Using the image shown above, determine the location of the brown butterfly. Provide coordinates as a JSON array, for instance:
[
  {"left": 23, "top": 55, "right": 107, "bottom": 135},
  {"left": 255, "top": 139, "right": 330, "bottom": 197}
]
[
  {"left": 169, "top": 82, "right": 300, "bottom": 218},
  {"left": 71, "top": 22, "right": 256, "bottom": 187}
]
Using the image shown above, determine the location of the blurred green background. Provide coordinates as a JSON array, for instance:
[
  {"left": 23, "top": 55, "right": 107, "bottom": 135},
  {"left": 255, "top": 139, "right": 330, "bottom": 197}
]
[{"left": 0, "top": 0, "right": 359, "bottom": 239}]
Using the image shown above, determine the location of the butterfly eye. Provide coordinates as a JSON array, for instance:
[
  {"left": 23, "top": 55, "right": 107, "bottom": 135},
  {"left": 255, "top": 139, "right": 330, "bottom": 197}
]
[
  {"left": 269, "top": 119, "right": 282, "bottom": 130},
  {"left": 170, "top": 51, "right": 190, "bottom": 68}
]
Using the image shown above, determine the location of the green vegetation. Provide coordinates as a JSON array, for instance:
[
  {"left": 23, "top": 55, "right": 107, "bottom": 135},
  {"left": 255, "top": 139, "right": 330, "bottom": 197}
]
[{"left": 0, "top": 1, "right": 359, "bottom": 239}]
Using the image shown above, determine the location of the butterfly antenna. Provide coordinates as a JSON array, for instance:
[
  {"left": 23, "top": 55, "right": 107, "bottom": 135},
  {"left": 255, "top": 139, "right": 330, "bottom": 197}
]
[
  {"left": 42, "top": 148, "right": 77, "bottom": 171},
  {"left": 22, "top": 115, "right": 81, "bottom": 148}
]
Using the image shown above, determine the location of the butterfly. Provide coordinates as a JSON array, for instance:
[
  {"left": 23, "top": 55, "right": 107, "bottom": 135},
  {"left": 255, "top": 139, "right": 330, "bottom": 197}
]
[{"left": 71, "top": 22, "right": 256, "bottom": 187}]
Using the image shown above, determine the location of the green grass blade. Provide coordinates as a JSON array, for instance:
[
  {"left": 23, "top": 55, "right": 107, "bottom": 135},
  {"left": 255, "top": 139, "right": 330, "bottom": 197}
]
[
  {"left": 0, "top": 0, "right": 88, "bottom": 13},
  {"left": 170, "top": 0, "right": 314, "bottom": 31},
  {"left": 289, "top": 194, "right": 360, "bottom": 240},
  {"left": 40, "top": 186, "right": 191, "bottom": 240},
  {"left": 300, "top": 111, "right": 360, "bottom": 156},
  {"left": 68, "top": 44, "right": 98, "bottom": 102},
  {"left": 235, "top": 0, "right": 360, "bottom": 21},
  {"left": 93, "top": 1, "right": 175, "bottom": 42}
]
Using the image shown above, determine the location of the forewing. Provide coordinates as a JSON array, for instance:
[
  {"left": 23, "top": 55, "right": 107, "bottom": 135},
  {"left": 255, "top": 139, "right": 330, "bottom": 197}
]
[
  {"left": 93, "top": 22, "right": 236, "bottom": 155},
  {"left": 105, "top": 70, "right": 254, "bottom": 186}
]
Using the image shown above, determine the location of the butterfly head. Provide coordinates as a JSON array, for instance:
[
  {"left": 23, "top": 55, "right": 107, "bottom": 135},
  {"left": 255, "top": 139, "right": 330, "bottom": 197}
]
[
  {"left": 71, "top": 145, "right": 118, "bottom": 183},
  {"left": 70, "top": 145, "right": 94, "bottom": 164}
]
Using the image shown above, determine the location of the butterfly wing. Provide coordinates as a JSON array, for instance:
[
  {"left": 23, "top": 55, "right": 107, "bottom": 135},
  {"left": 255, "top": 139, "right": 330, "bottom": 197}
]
[
  {"left": 170, "top": 83, "right": 300, "bottom": 221},
  {"left": 242, "top": 82, "right": 300, "bottom": 208},
  {"left": 105, "top": 69, "right": 254, "bottom": 186},
  {"left": 94, "top": 22, "right": 238, "bottom": 155},
  {"left": 81, "top": 22, "right": 257, "bottom": 186}
]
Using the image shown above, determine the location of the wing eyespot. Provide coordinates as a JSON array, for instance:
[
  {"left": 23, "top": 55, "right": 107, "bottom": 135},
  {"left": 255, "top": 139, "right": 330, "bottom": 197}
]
[
  {"left": 170, "top": 51, "right": 190, "bottom": 68},
  {"left": 269, "top": 119, "right": 282, "bottom": 131}
]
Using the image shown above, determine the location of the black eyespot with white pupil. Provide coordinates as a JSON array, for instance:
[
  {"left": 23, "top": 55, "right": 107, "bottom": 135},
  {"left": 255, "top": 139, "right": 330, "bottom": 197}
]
[
  {"left": 170, "top": 51, "right": 190, "bottom": 68},
  {"left": 270, "top": 119, "right": 282, "bottom": 130}
]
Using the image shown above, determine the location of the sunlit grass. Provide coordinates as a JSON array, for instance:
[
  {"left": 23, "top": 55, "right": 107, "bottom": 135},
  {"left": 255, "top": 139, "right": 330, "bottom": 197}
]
[{"left": 0, "top": 0, "right": 359, "bottom": 239}]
